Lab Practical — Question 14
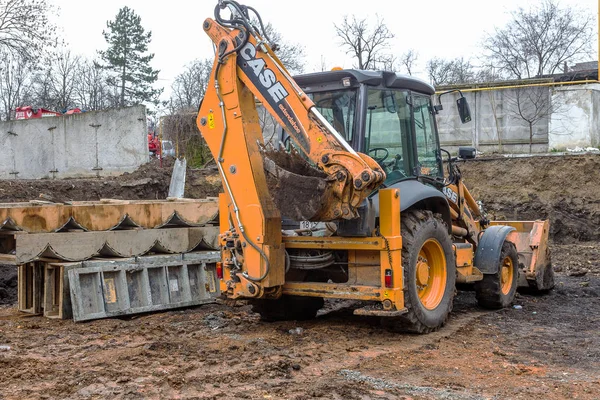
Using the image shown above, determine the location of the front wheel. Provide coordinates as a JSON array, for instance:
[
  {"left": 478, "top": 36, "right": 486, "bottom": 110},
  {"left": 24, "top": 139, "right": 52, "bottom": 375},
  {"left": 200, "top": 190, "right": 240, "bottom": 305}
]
[
  {"left": 475, "top": 241, "right": 518, "bottom": 309},
  {"left": 382, "top": 210, "right": 456, "bottom": 333}
]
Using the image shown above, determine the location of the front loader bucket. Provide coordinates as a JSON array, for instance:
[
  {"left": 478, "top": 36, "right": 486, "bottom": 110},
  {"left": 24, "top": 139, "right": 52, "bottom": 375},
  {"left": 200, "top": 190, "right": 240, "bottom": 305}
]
[
  {"left": 490, "top": 220, "right": 554, "bottom": 292},
  {"left": 262, "top": 149, "right": 335, "bottom": 222}
]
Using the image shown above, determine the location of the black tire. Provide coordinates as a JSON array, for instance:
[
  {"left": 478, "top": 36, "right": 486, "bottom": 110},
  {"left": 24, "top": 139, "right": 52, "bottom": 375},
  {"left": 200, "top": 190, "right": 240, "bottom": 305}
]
[
  {"left": 382, "top": 210, "right": 456, "bottom": 334},
  {"left": 475, "top": 241, "right": 518, "bottom": 309},
  {"left": 251, "top": 295, "right": 324, "bottom": 322}
]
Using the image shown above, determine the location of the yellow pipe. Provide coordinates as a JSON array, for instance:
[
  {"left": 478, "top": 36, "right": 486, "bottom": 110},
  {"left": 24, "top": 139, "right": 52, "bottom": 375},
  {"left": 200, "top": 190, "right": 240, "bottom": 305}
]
[{"left": 436, "top": 79, "right": 599, "bottom": 95}]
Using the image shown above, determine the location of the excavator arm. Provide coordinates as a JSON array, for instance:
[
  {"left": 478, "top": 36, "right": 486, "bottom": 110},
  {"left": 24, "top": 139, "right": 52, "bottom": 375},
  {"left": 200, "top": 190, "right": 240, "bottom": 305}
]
[
  {"left": 196, "top": 1, "right": 384, "bottom": 297},
  {"left": 199, "top": 1, "right": 384, "bottom": 221}
]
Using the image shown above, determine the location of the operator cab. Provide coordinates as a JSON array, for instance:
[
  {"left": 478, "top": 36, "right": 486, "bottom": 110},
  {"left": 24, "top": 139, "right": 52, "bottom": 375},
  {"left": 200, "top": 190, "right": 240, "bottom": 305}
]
[{"left": 286, "top": 69, "right": 444, "bottom": 187}]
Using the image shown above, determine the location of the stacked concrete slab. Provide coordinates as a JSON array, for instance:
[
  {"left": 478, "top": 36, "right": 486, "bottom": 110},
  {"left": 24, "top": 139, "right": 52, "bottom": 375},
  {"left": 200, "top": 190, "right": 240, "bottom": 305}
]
[{"left": 3, "top": 198, "right": 223, "bottom": 322}]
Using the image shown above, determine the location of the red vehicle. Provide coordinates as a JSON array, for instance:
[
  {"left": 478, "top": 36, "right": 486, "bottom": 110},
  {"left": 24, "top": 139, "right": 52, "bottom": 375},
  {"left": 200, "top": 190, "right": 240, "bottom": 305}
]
[
  {"left": 148, "top": 133, "right": 161, "bottom": 157},
  {"left": 64, "top": 108, "right": 82, "bottom": 115},
  {"left": 15, "top": 106, "right": 61, "bottom": 120},
  {"left": 15, "top": 106, "right": 83, "bottom": 120}
]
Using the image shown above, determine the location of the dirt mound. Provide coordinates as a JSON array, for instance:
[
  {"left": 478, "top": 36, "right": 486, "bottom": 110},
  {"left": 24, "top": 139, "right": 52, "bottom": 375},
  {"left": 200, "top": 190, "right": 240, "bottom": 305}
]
[
  {"left": 0, "top": 158, "right": 223, "bottom": 203},
  {"left": 459, "top": 154, "right": 600, "bottom": 243},
  {"left": 0, "top": 265, "right": 17, "bottom": 304}
]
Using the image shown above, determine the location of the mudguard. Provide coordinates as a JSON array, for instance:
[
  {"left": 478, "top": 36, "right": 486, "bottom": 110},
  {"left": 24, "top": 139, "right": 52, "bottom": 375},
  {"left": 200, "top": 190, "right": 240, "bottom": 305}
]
[
  {"left": 474, "top": 225, "right": 516, "bottom": 274},
  {"left": 372, "top": 180, "right": 452, "bottom": 233}
]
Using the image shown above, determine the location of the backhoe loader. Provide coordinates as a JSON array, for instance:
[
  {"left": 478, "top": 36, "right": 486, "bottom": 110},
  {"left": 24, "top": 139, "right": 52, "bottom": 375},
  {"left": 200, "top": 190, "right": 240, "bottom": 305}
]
[{"left": 197, "top": 0, "right": 553, "bottom": 333}]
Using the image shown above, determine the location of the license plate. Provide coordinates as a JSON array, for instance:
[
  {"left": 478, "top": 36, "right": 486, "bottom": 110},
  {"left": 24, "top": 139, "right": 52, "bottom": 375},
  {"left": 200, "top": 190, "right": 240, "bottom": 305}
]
[{"left": 299, "top": 221, "right": 319, "bottom": 230}]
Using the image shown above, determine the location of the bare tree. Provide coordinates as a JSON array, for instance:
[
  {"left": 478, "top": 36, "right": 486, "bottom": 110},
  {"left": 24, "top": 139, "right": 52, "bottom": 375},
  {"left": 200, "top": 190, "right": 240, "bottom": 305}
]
[
  {"left": 427, "top": 57, "right": 476, "bottom": 86},
  {"left": 73, "top": 59, "right": 110, "bottom": 111},
  {"left": 161, "top": 113, "right": 212, "bottom": 167},
  {"left": 334, "top": 15, "right": 394, "bottom": 70},
  {"left": 169, "top": 58, "right": 212, "bottom": 113},
  {"left": 0, "top": 0, "right": 58, "bottom": 61},
  {"left": 261, "top": 23, "right": 306, "bottom": 74},
  {"left": 400, "top": 49, "right": 418, "bottom": 76},
  {"left": 379, "top": 54, "right": 397, "bottom": 72},
  {"left": 505, "top": 86, "right": 554, "bottom": 152},
  {"left": 257, "top": 104, "right": 278, "bottom": 145},
  {"left": 46, "top": 49, "right": 81, "bottom": 111},
  {"left": 0, "top": 53, "right": 33, "bottom": 120},
  {"left": 318, "top": 55, "right": 328, "bottom": 72},
  {"left": 482, "top": 0, "right": 594, "bottom": 79},
  {"left": 30, "top": 69, "right": 53, "bottom": 109}
]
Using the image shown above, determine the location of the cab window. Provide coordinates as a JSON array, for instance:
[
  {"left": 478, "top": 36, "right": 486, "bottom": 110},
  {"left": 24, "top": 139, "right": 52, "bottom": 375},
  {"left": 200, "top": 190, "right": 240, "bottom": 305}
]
[
  {"left": 309, "top": 89, "right": 357, "bottom": 142},
  {"left": 364, "top": 89, "right": 411, "bottom": 184},
  {"left": 412, "top": 95, "right": 441, "bottom": 177}
]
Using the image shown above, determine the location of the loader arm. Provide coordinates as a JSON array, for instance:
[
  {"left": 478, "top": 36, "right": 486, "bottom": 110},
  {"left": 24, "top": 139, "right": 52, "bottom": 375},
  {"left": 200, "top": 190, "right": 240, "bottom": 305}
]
[
  {"left": 196, "top": 1, "right": 384, "bottom": 297},
  {"left": 443, "top": 158, "right": 553, "bottom": 292}
]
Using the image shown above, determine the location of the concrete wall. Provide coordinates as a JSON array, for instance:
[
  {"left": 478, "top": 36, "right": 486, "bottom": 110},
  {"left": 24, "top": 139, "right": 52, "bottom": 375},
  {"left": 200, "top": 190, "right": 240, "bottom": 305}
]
[
  {"left": 549, "top": 84, "right": 600, "bottom": 149},
  {"left": 437, "top": 83, "right": 600, "bottom": 154},
  {"left": 0, "top": 105, "right": 148, "bottom": 179}
]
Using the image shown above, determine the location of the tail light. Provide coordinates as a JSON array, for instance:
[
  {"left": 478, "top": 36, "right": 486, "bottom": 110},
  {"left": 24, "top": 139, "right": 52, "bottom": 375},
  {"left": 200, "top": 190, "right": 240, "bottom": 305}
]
[
  {"left": 384, "top": 269, "right": 393, "bottom": 288},
  {"left": 216, "top": 262, "right": 224, "bottom": 279}
]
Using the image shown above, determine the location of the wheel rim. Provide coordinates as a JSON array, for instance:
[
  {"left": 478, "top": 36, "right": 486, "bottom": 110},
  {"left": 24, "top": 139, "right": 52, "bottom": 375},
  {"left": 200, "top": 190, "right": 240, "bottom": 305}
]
[
  {"left": 416, "top": 239, "right": 447, "bottom": 310},
  {"left": 500, "top": 255, "right": 514, "bottom": 295}
]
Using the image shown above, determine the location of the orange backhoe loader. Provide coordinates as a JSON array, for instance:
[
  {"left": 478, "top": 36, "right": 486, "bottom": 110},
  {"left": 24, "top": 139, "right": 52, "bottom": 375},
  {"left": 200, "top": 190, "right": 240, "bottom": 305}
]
[{"left": 196, "top": 0, "right": 553, "bottom": 333}]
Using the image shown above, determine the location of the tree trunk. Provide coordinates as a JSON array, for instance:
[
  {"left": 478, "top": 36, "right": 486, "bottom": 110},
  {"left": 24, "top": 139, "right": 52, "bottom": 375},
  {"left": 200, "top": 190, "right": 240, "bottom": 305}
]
[
  {"left": 529, "top": 124, "right": 533, "bottom": 153},
  {"left": 121, "top": 63, "right": 126, "bottom": 107}
]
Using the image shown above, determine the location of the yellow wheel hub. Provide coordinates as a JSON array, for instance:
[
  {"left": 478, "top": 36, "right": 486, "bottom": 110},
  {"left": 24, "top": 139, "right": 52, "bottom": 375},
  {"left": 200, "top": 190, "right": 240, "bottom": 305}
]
[
  {"left": 416, "top": 239, "right": 447, "bottom": 310},
  {"left": 416, "top": 260, "right": 430, "bottom": 286},
  {"left": 500, "top": 256, "right": 514, "bottom": 295}
]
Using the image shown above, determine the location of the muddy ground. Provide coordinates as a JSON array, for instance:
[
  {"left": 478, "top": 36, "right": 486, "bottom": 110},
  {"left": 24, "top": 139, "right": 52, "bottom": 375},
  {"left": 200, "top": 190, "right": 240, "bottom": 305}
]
[{"left": 0, "top": 153, "right": 598, "bottom": 399}]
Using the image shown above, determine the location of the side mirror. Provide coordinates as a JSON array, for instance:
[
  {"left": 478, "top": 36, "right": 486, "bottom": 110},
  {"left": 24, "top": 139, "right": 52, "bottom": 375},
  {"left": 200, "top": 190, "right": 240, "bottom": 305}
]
[
  {"left": 456, "top": 97, "right": 471, "bottom": 123},
  {"left": 458, "top": 146, "right": 476, "bottom": 160}
]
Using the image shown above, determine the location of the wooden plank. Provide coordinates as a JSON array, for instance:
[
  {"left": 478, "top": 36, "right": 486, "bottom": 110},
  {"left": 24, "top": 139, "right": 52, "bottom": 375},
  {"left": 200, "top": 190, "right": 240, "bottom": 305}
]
[
  {"left": 18, "top": 262, "right": 43, "bottom": 315},
  {"left": 0, "top": 254, "right": 16, "bottom": 264}
]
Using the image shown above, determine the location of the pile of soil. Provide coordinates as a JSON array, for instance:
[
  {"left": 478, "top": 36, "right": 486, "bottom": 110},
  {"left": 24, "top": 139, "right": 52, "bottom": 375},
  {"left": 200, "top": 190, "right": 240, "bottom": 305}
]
[
  {"left": 459, "top": 153, "right": 600, "bottom": 244},
  {"left": 0, "top": 265, "right": 16, "bottom": 305},
  {"left": 0, "top": 158, "right": 223, "bottom": 203}
]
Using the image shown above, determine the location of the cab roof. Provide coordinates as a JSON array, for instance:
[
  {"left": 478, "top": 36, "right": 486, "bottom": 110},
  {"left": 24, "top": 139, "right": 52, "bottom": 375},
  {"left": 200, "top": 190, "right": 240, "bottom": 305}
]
[{"left": 293, "top": 69, "right": 435, "bottom": 95}]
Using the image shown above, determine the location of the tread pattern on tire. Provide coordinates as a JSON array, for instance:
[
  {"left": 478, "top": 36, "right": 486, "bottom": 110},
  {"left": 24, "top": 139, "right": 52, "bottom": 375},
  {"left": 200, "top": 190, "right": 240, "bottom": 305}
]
[
  {"left": 383, "top": 210, "right": 456, "bottom": 334},
  {"left": 475, "top": 241, "right": 518, "bottom": 309}
]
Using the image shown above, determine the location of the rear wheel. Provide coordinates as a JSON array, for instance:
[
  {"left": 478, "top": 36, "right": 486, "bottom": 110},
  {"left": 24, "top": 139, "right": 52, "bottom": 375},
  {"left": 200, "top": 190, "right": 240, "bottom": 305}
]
[
  {"left": 251, "top": 295, "right": 324, "bottom": 322},
  {"left": 382, "top": 210, "right": 456, "bottom": 333},
  {"left": 475, "top": 241, "right": 518, "bottom": 309}
]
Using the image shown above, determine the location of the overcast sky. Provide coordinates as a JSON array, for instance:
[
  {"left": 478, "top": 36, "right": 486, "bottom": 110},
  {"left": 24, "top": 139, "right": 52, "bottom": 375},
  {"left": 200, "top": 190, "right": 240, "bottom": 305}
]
[{"left": 50, "top": 0, "right": 598, "bottom": 103}]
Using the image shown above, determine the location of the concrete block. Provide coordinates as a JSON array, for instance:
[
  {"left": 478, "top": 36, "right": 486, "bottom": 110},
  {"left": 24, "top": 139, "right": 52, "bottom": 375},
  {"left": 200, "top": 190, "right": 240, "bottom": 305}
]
[{"left": 68, "top": 252, "right": 221, "bottom": 322}]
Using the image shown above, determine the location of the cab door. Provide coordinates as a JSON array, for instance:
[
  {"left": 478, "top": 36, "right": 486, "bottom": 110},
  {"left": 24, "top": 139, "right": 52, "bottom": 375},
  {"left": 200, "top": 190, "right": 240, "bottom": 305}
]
[{"left": 411, "top": 94, "right": 443, "bottom": 180}]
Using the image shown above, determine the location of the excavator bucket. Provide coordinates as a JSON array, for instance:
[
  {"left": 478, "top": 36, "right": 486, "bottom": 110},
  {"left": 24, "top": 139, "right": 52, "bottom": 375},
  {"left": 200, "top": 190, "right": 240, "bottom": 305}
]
[
  {"left": 490, "top": 220, "right": 554, "bottom": 292},
  {"left": 262, "top": 149, "right": 336, "bottom": 222}
]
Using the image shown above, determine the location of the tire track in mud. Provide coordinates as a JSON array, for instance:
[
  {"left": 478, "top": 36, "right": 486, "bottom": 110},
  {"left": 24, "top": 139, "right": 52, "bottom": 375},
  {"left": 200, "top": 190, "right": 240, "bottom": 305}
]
[{"left": 246, "top": 309, "right": 489, "bottom": 399}]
